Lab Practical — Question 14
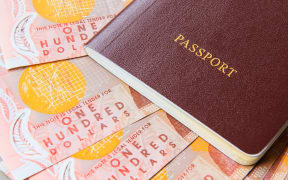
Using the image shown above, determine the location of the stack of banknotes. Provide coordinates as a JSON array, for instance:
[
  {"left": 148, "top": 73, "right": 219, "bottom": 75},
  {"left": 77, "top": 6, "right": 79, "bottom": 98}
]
[{"left": 0, "top": 0, "right": 287, "bottom": 179}]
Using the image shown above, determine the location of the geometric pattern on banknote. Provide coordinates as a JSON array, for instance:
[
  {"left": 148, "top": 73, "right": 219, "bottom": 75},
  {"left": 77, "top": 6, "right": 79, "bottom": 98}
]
[
  {"left": 72, "top": 130, "right": 123, "bottom": 160},
  {"left": 18, "top": 61, "right": 86, "bottom": 114},
  {"left": 32, "top": 0, "right": 95, "bottom": 23}
]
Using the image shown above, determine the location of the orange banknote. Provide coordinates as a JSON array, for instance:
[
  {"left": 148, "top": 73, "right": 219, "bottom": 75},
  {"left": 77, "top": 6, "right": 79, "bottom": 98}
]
[
  {"left": 0, "top": 157, "right": 8, "bottom": 179},
  {"left": 0, "top": 0, "right": 132, "bottom": 69},
  {"left": 262, "top": 143, "right": 288, "bottom": 180},
  {"left": 0, "top": 49, "right": 10, "bottom": 178},
  {"left": 29, "top": 110, "right": 197, "bottom": 180},
  {"left": 245, "top": 129, "right": 288, "bottom": 180},
  {"left": 152, "top": 137, "right": 253, "bottom": 180},
  {"left": 0, "top": 56, "right": 158, "bottom": 179}
]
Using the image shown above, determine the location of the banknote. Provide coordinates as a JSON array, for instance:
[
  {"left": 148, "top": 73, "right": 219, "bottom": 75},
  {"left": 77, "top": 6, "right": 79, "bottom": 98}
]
[
  {"left": 0, "top": 171, "right": 10, "bottom": 180},
  {"left": 0, "top": 0, "right": 132, "bottom": 69},
  {"left": 262, "top": 143, "right": 288, "bottom": 180},
  {"left": 0, "top": 155, "right": 9, "bottom": 179},
  {"left": 29, "top": 110, "right": 197, "bottom": 180},
  {"left": 245, "top": 129, "right": 288, "bottom": 180},
  {"left": 0, "top": 49, "right": 11, "bottom": 180},
  {"left": 0, "top": 56, "right": 159, "bottom": 179},
  {"left": 0, "top": 48, "right": 4, "bottom": 67},
  {"left": 152, "top": 137, "right": 254, "bottom": 180}
]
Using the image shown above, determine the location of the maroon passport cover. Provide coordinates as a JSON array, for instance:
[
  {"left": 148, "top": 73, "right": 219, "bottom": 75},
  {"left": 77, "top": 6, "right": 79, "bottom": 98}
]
[{"left": 86, "top": 0, "right": 288, "bottom": 154}]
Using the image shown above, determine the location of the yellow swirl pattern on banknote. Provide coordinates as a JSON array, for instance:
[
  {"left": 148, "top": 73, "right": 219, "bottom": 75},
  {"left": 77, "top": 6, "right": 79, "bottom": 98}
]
[
  {"left": 18, "top": 61, "right": 86, "bottom": 114},
  {"left": 32, "top": 0, "right": 95, "bottom": 23}
]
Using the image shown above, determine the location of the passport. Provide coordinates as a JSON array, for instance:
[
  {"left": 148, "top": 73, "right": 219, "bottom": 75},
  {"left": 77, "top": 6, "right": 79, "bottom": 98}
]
[{"left": 85, "top": 0, "right": 288, "bottom": 165}]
